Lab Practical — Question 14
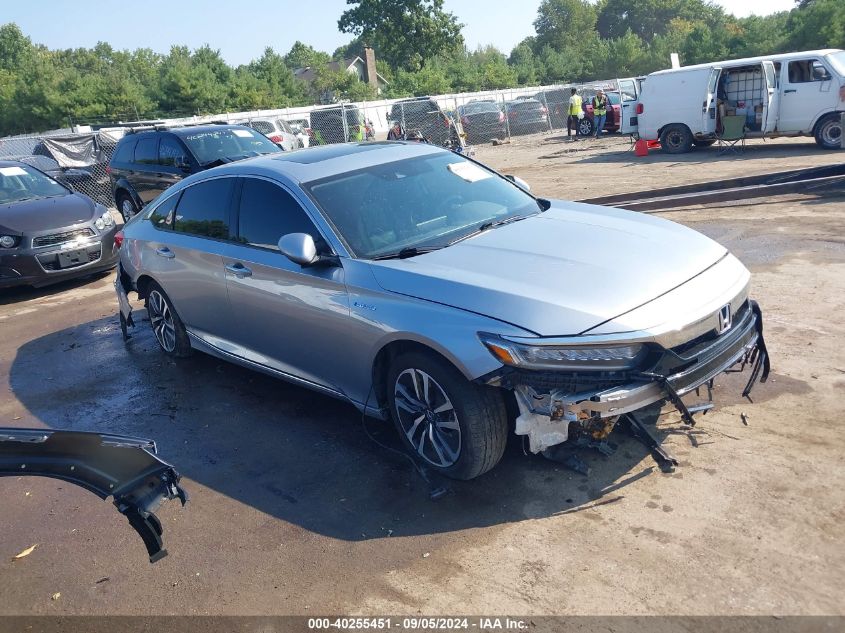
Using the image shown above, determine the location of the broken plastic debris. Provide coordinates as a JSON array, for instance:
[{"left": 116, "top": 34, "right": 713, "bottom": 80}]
[
  {"left": 13, "top": 544, "right": 37, "bottom": 560},
  {"left": 51, "top": 593, "right": 60, "bottom": 601},
  {"left": 422, "top": 552, "right": 430, "bottom": 558}
]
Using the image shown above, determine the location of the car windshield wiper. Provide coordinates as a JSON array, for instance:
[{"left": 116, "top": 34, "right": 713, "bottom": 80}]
[
  {"left": 371, "top": 245, "right": 443, "bottom": 260},
  {"left": 450, "top": 214, "right": 535, "bottom": 245}
]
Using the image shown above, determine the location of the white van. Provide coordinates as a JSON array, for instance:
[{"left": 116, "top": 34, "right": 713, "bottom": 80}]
[{"left": 631, "top": 49, "right": 845, "bottom": 153}]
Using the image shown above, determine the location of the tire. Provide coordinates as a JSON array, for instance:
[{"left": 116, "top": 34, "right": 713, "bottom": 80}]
[
  {"left": 693, "top": 139, "right": 716, "bottom": 147},
  {"left": 387, "top": 351, "right": 508, "bottom": 480},
  {"left": 578, "top": 117, "right": 594, "bottom": 136},
  {"left": 660, "top": 124, "right": 694, "bottom": 154},
  {"left": 814, "top": 113, "right": 843, "bottom": 150},
  {"left": 117, "top": 192, "right": 139, "bottom": 223},
  {"left": 145, "top": 281, "right": 192, "bottom": 358}
]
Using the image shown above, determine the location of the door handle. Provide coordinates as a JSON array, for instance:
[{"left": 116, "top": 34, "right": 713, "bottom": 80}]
[
  {"left": 225, "top": 263, "right": 252, "bottom": 279},
  {"left": 155, "top": 247, "right": 175, "bottom": 259},
  {"left": 784, "top": 89, "right": 797, "bottom": 93}
]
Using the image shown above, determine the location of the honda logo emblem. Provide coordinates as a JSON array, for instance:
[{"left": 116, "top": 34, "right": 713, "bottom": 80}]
[{"left": 716, "top": 304, "right": 732, "bottom": 335}]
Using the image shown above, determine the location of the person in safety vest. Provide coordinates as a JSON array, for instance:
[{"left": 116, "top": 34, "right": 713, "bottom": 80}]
[
  {"left": 592, "top": 89, "right": 608, "bottom": 137},
  {"left": 567, "top": 87, "right": 583, "bottom": 140}
]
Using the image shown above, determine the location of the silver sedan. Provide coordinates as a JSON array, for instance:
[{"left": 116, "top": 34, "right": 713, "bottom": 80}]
[{"left": 115, "top": 141, "right": 769, "bottom": 480}]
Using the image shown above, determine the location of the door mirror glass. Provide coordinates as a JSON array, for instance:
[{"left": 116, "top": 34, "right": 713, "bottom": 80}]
[
  {"left": 505, "top": 174, "right": 531, "bottom": 192},
  {"left": 278, "top": 233, "right": 318, "bottom": 266}
]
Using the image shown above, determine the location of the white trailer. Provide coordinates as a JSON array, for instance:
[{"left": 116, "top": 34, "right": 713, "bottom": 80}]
[{"left": 630, "top": 49, "right": 845, "bottom": 152}]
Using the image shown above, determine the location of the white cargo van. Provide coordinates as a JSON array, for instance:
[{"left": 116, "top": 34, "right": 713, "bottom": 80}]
[{"left": 631, "top": 49, "right": 845, "bottom": 153}]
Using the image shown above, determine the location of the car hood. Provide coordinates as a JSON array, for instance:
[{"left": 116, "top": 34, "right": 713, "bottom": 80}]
[
  {"left": 369, "top": 201, "right": 728, "bottom": 336},
  {"left": 0, "top": 193, "right": 96, "bottom": 234}
]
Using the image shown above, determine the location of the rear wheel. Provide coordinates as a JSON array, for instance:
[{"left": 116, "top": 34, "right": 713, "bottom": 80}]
[
  {"left": 660, "top": 124, "right": 694, "bottom": 154},
  {"left": 814, "top": 114, "right": 842, "bottom": 149},
  {"left": 145, "top": 282, "right": 192, "bottom": 358},
  {"left": 387, "top": 351, "right": 507, "bottom": 480},
  {"left": 117, "top": 192, "right": 139, "bottom": 223}
]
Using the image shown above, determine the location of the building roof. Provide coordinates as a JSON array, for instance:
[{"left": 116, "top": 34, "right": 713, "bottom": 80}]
[{"left": 294, "top": 56, "right": 388, "bottom": 85}]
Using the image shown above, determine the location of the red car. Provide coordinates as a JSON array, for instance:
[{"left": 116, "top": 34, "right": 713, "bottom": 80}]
[{"left": 579, "top": 89, "right": 624, "bottom": 136}]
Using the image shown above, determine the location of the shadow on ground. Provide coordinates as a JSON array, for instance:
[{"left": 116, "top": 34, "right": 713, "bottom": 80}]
[{"left": 8, "top": 308, "right": 798, "bottom": 542}]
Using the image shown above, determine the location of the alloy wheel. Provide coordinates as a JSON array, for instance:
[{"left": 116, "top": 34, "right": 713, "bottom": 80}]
[
  {"left": 394, "top": 368, "right": 461, "bottom": 468},
  {"left": 148, "top": 290, "right": 176, "bottom": 353}
]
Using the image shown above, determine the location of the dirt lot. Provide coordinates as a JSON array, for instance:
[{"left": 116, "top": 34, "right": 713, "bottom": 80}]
[{"left": 1, "top": 135, "right": 843, "bottom": 617}]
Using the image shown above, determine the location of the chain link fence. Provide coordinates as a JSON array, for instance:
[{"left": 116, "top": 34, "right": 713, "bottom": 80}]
[
  {"left": 0, "top": 129, "right": 120, "bottom": 209},
  {"left": 0, "top": 80, "right": 628, "bottom": 210}
]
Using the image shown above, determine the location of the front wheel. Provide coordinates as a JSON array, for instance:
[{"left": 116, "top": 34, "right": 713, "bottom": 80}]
[
  {"left": 660, "top": 124, "right": 694, "bottom": 154},
  {"left": 387, "top": 351, "right": 507, "bottom": 480},
  {"left": 145, "top": 282, "right": 192, "bottom": 358},
  {"left": 815, "top": 114, "right": 843, "bottom": 149}
]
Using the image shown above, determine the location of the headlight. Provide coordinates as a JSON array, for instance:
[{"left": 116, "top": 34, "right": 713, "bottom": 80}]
[
  {"left": 0, "top": 235, "right": 19, "bottom": 249},
  {"left": 94, "top": 208, "right": 114, "bottom": 230},
  {"left": 480, "top": 333, "right": 645, "bottom": 371}
]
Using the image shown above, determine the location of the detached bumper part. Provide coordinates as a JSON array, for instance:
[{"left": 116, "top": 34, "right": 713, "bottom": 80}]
[
  {"left": 115, "top": 262, "right": 135, "bottom": 340},
  {"left": 0, "top": 428, "right": 188, "bottom": 563},
  {"left": 512, "top": 301, "right": 770, "bottom": 454}
]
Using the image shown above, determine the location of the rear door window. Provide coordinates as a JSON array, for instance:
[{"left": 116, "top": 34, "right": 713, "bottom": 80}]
[
  {"left": 112, "top": 140, "right": 136, "bottom": 163},
  {"left": 236, "top": 178, "right": 324, "bottom": 251},
  {"left": 149, "top": 192, "right": 180, "bottom": 230},
  {"left": 173, "top": 178, "right": 234, "bottom": 239},
  {"left": 158, "top": 136, "right": 188, "bottom": 167},
  {"left": 134, "top": 137, "right": 158, "bottom": 164}
]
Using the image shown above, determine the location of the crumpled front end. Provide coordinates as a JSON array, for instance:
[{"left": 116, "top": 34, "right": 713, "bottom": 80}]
[{"left": 487, "top": 300, "right": 770, "bottom": 454}]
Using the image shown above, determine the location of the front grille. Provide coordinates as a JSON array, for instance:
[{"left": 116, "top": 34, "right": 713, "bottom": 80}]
[
  {"left": 506, "top": 369, "right": 632, "bottom": 393},
  {"left": 32, "top": 228, "right": 95, "bottom": 248}
]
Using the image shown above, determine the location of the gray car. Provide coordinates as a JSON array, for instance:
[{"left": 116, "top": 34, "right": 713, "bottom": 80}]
[
  {"left": 1, "top": 160, "right": 118, "bottom": 289},
  {"left": 115, "top": 142, "right": 769, "bottom": 480}
]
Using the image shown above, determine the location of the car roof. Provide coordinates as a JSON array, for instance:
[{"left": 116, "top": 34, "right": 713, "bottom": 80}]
[
  {"left": 121, "top": 124, "right": 253, "bottom": 141},
  {"left": 173, "top": 141, "right": 448, "bottom": 187},
  {"left": 0, "top": 159, "right": 28, "bottom": 168},
  {"left": 649, "top": 48, "right": 843, "bottom": 76}
]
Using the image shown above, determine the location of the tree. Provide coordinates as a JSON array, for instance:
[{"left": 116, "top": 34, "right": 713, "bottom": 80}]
[
  {"left": 534, "top": 0, "right": 598, "bottom": 51},
  {"left": 597, "top": 0, "right": 718, "bottom": 42},
  {"left": 338, "top": 0, "right": 464, "bottom": 71},
  {"left": 284, "top": 41, "right": 331, "bottom": 69},
  {"left": 509, "top": 39, "right": 541, "bottom": 86},
  {"left": 786, "top": 0, "right": 845, "bottom": 50}
]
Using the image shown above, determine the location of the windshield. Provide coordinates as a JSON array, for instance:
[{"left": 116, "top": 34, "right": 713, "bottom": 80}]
[
  {"left": 826, "top": 51, "right": 845, "bottom": 76},
  {"left": 249, "top": 120, "right": 275, "bottom": 135},
  {"left": 305, "top": 152, "right": 541, "bottom": 259},
  {"left": 181, "top": 128, "right": 281, "bottom": 165},
  {"left": 0, "top": 164, "right": 69, "bottom": 204}
]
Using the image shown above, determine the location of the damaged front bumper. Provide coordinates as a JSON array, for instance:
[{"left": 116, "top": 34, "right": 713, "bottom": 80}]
[
  {"left": 0, "top": 428, "right": 188, "bottom": 563},
  {"left": 507, "top": 301, "right": 770, "bottom": 453}
]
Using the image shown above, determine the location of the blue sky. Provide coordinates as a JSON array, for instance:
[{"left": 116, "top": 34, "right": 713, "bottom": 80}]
[{"left": 5, "top": 0, "right": 798, "bottom": 66}]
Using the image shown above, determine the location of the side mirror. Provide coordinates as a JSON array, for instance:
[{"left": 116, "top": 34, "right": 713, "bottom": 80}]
[
  {"left": 176, "top": 159, "right": 191, "bottom": 173},
  {"left": 278, "top": 233, "right": 318, "bottom": 266},
  {"left": 505, "top": 174, "right": 531, "bottom": 192}
]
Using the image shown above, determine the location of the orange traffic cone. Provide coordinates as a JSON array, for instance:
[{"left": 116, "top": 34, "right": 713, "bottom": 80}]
[{"left": 634, "top": 139, "right": 649, "bottom": 156}]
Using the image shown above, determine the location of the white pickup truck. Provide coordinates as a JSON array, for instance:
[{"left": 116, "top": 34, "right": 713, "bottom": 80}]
[{"left": 624, "top": 49, "right": 845, "bottom": 153}]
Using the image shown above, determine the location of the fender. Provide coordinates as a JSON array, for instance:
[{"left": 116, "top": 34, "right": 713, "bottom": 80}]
[{"left": 112, "top": 176, "right": 143, "bottom": 209}]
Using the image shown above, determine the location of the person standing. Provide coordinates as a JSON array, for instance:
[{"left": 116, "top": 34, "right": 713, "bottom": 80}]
[
  {"left": 387, "top": 120, "right": 404, "bottom": 140},
  {"left": 567, "top": 87, "right": 583, "bottom": 140},
  {"left": 592, "top": 89, "right": 608, "bottom": 137}
]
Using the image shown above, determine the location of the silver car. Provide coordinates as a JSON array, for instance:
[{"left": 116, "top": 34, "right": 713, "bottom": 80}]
[{"left": 115, "top": 142, "right": 769, "bottom": 480}]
